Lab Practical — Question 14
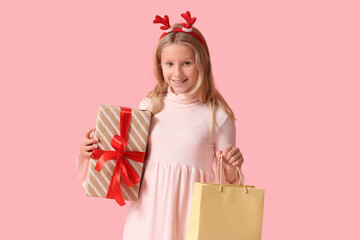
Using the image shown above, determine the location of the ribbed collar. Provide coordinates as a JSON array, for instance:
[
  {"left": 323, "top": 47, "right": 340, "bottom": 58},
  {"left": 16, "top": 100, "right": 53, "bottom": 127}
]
[{"left": 165, "top": 86, "right": 200, "bottom": 105}]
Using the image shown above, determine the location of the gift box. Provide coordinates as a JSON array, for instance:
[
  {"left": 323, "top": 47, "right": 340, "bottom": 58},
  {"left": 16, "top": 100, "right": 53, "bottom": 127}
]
[{"left": 85, "top": 104, "right": 152, "bottom": 206}]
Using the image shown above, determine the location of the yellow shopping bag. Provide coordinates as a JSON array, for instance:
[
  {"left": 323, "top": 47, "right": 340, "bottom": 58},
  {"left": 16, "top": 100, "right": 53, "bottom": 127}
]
[{"left": 186, "top": 155, "right": 265, "bottom": 240}]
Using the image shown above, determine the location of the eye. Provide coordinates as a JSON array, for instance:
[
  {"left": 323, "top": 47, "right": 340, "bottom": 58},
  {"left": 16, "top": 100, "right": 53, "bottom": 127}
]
[
  {"left": 165, "top": 62, "right": 173, "bottom": 66},
  {"left": 183, "top": 61, "right": 191, "bottom": 66}
]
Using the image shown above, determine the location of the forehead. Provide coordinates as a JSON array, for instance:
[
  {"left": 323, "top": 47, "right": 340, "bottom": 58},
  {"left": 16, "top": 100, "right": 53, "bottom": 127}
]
[{"left": 161, "top": 43, "right": 195, "bottom": 60}]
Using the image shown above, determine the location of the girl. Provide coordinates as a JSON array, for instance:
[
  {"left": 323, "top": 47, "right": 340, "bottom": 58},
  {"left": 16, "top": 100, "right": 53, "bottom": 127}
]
[{"left": 77, "top": 11, "right": 244, "bottom": 240}]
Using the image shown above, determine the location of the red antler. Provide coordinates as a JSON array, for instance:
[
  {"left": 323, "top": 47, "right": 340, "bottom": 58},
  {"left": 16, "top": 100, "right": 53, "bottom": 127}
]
[
  {"left": 181, "top": 11, "right": 197, "bottom": 29},
  {"left": 153, "top": 15, "right": 171, "bottom": 30}
]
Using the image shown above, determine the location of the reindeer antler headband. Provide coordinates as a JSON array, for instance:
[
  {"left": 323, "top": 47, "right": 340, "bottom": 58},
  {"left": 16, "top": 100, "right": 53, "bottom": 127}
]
[{"left": 153, "top": 11, "right": 206, "bottom": 48}]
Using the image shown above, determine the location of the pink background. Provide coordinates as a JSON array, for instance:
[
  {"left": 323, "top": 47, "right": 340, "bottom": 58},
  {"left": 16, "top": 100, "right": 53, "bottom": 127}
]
[{"left": 1, "top": 0, "right": 359, "bottom": 239}]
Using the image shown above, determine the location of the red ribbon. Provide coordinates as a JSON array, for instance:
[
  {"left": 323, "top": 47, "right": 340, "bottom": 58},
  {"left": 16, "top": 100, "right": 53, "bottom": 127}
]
[{"left": 91, "top": 106, "right": 145, "bottom": 206}]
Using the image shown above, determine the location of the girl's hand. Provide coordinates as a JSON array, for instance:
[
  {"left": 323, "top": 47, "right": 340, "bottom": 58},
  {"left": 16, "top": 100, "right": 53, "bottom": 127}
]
[
  {"left": 79, "top": 125, "right": 99, "bottom": 159},
  {"left": 216, "top": 144, "right": 244, "bottom": 169}
]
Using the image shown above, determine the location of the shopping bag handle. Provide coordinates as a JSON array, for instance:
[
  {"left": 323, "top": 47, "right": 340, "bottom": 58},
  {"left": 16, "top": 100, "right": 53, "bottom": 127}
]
[{"left": 216, "top": 154, "right": 249, "bottom": 194}]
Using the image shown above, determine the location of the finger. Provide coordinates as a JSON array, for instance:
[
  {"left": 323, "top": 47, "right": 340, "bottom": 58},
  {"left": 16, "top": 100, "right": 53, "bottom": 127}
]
[
  {"left": 81, "top": 151, "right": 92, "bottom": 158},
  {"left": 90, "top": 130, "right": 95, "bottom": 138},
  {"left": 231, "top": 154, "right": 244, "bottom": 166},
  {"left": 84, "top": 145, "right": 97, "bottom": 152},
  {"left": 85, "top": 126, "right": 95, "bottom": 138},
  {"left": 85, "top": 137, "right": 99, "bottom": 145},
  {"left": 85, "top": 125, "right": 96, "bottom": 138},
  {"left": 223, "top": 145, "right": 234, "bottom": 160},
  {"left": 221, "top": 145, "right": 232, "bottom": 159},
  {"left": 85, "top": 152, "right": 92, "bottom": 158},
  {"left": 222, "top": 150, "right": 228, "bottom": 160},
  {"left": 229, "top": 155, "right": 243, "bottom": 165},
  {"left": 85, "top": 143, "right": 98, "bottom": 152},
  {"left": 227, "top": 151, "right": 242, "bottom": 163},
  {"left": 232, "top": 158, "right": 244, "bottom": 167},
  {"left": 225, "top": 144, "right": 233, "bottom": 152},
  {"left": 228, "top": 147, "right": 240, "bottom": 157},
  {"left": 225, "top": 147, "right": 238, "bottom": 161}
]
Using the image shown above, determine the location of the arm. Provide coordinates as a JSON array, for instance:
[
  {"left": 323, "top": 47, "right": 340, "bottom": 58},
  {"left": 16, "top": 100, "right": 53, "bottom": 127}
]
[
  {"left": 76, "top": 153, "right": 90, "bottom": 188},
  {"left": 214, "top": 114, "right": 244, "bottom": 184},
  {"left": 76, "top": 126, "right": 99, "bottom": 188}
]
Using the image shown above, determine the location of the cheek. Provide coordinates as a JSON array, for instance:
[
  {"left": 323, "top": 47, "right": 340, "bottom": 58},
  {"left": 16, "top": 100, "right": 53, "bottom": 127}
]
[
  {"left": 162, "top": 69, "right": 171, "bottom": 83},
  {"left": 190, "top": 67, "right": 199, "bottom": 79}
]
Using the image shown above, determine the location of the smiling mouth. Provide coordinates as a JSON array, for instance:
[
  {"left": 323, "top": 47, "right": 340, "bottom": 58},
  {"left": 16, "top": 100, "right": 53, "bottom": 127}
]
[{"left": 171, "top": 79, "right": 188, "bottom": 83}]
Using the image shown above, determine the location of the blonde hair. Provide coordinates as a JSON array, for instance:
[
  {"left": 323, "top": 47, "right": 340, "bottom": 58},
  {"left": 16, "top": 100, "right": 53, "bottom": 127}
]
[{"left": 146, "top": 23, "right": 235, "bottom": 129}]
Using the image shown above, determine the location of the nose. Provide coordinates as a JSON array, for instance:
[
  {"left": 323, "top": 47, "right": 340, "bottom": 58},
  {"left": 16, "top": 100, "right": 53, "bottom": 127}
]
[{"left": 174, "top": 64, "right": 183, "bottom": 77}]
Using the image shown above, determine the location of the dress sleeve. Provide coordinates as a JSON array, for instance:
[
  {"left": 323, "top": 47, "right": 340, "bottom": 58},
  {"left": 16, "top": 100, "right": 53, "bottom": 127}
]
[
  {"left": 139, "top": 97, "right": 151, "bottom": 110},
  {"left": 214, "top": 116, "right": 236, "bottom": 153},
  {"left": 76, "top": 153, "right": 89, "bottom": 188},
  {"left": 214, "top": 111, "right": 239, "bottom": 184}
]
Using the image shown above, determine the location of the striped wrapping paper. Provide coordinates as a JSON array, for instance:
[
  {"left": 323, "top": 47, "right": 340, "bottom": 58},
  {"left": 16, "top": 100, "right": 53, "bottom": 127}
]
[{"left": 85, "top": 104, "right": 152, "bottom": 202}]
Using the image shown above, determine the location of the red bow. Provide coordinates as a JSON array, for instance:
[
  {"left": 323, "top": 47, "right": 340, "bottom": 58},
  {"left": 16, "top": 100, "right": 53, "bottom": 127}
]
[{"left": 91, "top": 107, "right": 145, "bottom": 206}]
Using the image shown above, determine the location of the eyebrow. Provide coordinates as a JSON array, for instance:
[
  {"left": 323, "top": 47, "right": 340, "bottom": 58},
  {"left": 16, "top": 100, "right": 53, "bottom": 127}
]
[{"left": 162, "top": 57, "right": 193, "bottom": 61}]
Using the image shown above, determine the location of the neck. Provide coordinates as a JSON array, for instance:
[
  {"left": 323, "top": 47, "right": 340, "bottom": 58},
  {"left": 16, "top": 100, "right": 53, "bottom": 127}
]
[{"left": 166, "top": 86, "right": 199, "bottom": 104}]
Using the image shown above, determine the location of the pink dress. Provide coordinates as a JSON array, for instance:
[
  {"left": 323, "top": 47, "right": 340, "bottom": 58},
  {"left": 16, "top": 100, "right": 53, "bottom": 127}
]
[{"left": 76, "top": 88, "right": 236, "bottom": 240}]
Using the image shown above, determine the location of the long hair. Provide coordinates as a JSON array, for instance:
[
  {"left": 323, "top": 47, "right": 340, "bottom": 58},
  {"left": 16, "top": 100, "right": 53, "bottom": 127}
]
[{"left": 147, "top": 23, "right": 235, "bottom": 129}]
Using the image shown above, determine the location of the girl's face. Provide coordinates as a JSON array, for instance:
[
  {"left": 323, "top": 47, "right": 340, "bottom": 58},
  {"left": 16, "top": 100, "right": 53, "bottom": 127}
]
[{"left": 160, "top": 43, "right": 199, "bottom": 95}]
